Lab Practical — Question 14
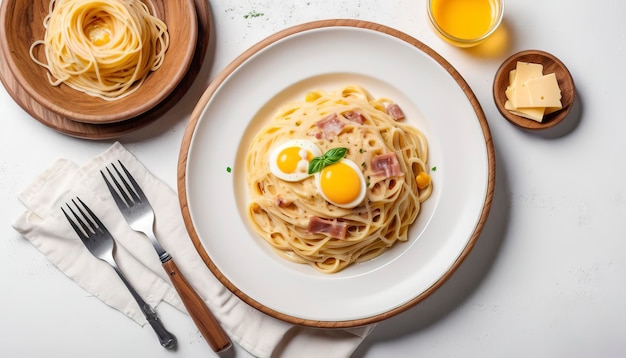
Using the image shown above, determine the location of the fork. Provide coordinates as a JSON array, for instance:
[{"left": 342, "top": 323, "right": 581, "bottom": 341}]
[
  {"left": 62, "top": 197, "right": 176, "bottom": 349},
  {"left": 101, "top": 161, "right": 232, "bottom": 353}
]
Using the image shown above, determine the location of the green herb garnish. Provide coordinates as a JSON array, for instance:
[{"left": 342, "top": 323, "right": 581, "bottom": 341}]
[
  {"left": 308, "top": 147, "right": 347, "bottom": 174},
  {"left": 244, "top": 11, "right": 264, "bottom": 19}
]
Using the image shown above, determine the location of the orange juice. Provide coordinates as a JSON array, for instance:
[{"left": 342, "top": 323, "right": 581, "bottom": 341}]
[{"left": 430, "top": 0, "right": 501, "bottom": 44}]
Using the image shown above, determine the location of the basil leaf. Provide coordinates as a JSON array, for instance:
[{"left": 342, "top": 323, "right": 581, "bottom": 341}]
[
  {"left": 308, "top": 157, "right": 325, "bottom": 174},
  {"left": 307, "top": 147, "right": 348, "bottom": 174},
  {"left": 325, "top": 147, "right": 347, "bottom": 163}
]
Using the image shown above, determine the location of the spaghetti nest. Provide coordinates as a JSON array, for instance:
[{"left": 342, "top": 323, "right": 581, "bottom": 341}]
[
  {"left": 30, "top": 0, "right": 169, "bottom": 100},
  {"left": 246, "top": 86, "right": 432, "bottom": 274}
]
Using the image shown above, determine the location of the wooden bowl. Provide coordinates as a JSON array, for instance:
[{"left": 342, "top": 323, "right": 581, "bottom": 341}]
[
  {"left": 493, "top": 50, "right": 575, "bottom": 130},
  {"left": 0, "top": 0, "right": 197, "bottom": 124}
]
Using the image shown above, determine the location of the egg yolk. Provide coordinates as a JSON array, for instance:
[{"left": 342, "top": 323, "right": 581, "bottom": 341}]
[
  {"left": 277, "top": 147, "right": 311, "bottom": 174},
  {"left": 86, "top": 23, "right": 112, "bottom": 46},
  {"left": 319, "top": 162, "right": 362, "bottom": 205}
]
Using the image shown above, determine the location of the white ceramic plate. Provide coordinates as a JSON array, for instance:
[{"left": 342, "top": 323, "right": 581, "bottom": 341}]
[{"left": 180, "top": 20, "right": 494, "bottom": 327}]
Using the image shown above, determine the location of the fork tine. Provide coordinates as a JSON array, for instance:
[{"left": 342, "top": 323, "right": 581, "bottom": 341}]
[
  {"left": 73, "top": 199, "right": 94, "bottom": 231},
  {"left": 73, "top": 198, "right": 99, "bottom": 229},
  {"left": 112, "top": 165, "right": 137, "bottom": 202},
  {"left": 62, "top": 197, "right": 101, "bottom": 241},
  {"left": 102, "top": 161, "right": 145, "bottom": 208},
  {"left": 116, "top": 160, "right": 147, "bottom": 202},
  {"left": 61, "top": 204, "right": 88, "bottom": 242},
  {"left": 76, "top": 197, "right": 106, "bottom": 233},
  {"left": 101, "top": 168, "right": 131, "bottom": 209}
]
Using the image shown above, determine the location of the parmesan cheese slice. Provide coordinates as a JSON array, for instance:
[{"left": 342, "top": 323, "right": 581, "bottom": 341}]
[
  {"left": 524, "top": 73, "right": 562, "bottom": 108},
  {"left": 505, "top": 100, "right": 545, "bottom": 122},
  {"left": 514, "top": 62, "right": 544, "bottom": 108}
]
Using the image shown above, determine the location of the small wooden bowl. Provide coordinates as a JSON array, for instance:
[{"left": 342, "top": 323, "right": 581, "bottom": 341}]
[
  {"left": 493, "top": 50, "right": 575, "bottom": 130},
  {"left": 0, "top": 0, "right": 197, "bottom": 124}
]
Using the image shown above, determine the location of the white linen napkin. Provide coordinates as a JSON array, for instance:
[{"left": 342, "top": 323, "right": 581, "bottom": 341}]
[{"left": 12, "top": 142, "right": 374, "bottom": 358}]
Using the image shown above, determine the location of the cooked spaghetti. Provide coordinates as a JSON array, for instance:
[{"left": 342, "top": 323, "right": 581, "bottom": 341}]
[
  {"left": 245, "top": 86, "right": 432, "bottom": 273},
  {"left": 29, "top": 0, "right": 169, "bottom": 100}
]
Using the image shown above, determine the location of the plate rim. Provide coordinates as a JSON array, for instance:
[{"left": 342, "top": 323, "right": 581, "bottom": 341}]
[{"left": 177, "top": 19, "right": 496, "bottom": 328}]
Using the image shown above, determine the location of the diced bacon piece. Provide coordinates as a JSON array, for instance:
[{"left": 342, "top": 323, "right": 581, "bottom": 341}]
[
  {"left": 307, "top": 216, "right": 348, "bottom": 239},
  {"left": 386, "top": 103, "right": 405, "bottom": 121},
  {"left": 371, "top": 152, "right": 403, "bottom": 178},
  {"left": 343, "top": 110, "right": 365, "bottom": 124},
  {"left": 315, "top": 113, "right": 345, "bottom": 139},
  {"left": 276, "top": 196, "right": 292, "bottom": 208}
]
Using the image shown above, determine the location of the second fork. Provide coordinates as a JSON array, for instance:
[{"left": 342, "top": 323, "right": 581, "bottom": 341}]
[{"left": 62, "top": 197, "right": 177, "bottom": 349}]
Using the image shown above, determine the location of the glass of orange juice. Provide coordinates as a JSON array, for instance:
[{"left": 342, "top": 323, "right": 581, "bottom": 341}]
[{"left": 428, "top": 0, "right": 504, "bottom": 47}]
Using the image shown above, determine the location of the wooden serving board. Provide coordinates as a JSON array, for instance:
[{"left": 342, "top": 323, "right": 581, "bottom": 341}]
[{"left": 0, "top": 0, "right": 211, "bottom": 140}]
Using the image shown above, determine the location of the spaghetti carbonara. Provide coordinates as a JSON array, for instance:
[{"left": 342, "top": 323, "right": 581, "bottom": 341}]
[
  {"left": 246, "top": 86, "right": 432, "bottom": 273},
  {"left": 30, "top": 0, "right": 169, "bottom": 100}
]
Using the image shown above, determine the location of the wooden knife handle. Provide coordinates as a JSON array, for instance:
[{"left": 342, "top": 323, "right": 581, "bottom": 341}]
[{"left": 162, "top": 259, "right": 232, "bottom": 352}]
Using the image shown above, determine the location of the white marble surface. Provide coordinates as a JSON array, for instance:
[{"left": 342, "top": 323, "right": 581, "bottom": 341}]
[{"left": 1, "top": 0, "right": 625, "bottom": 357}]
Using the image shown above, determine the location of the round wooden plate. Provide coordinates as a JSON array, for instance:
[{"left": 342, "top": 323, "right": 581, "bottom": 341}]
[
  {"left": 1, "top": 0, "right": 197, "bottom": 124},
  {"left": 0, "top": 0, "right": 210, "bottom": 139},
  {"left": 493, "top": 49, "right": 575, "bottom": 130},
  {"left": 178, "top": 19, "right": 496, "bottom": 328}
]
